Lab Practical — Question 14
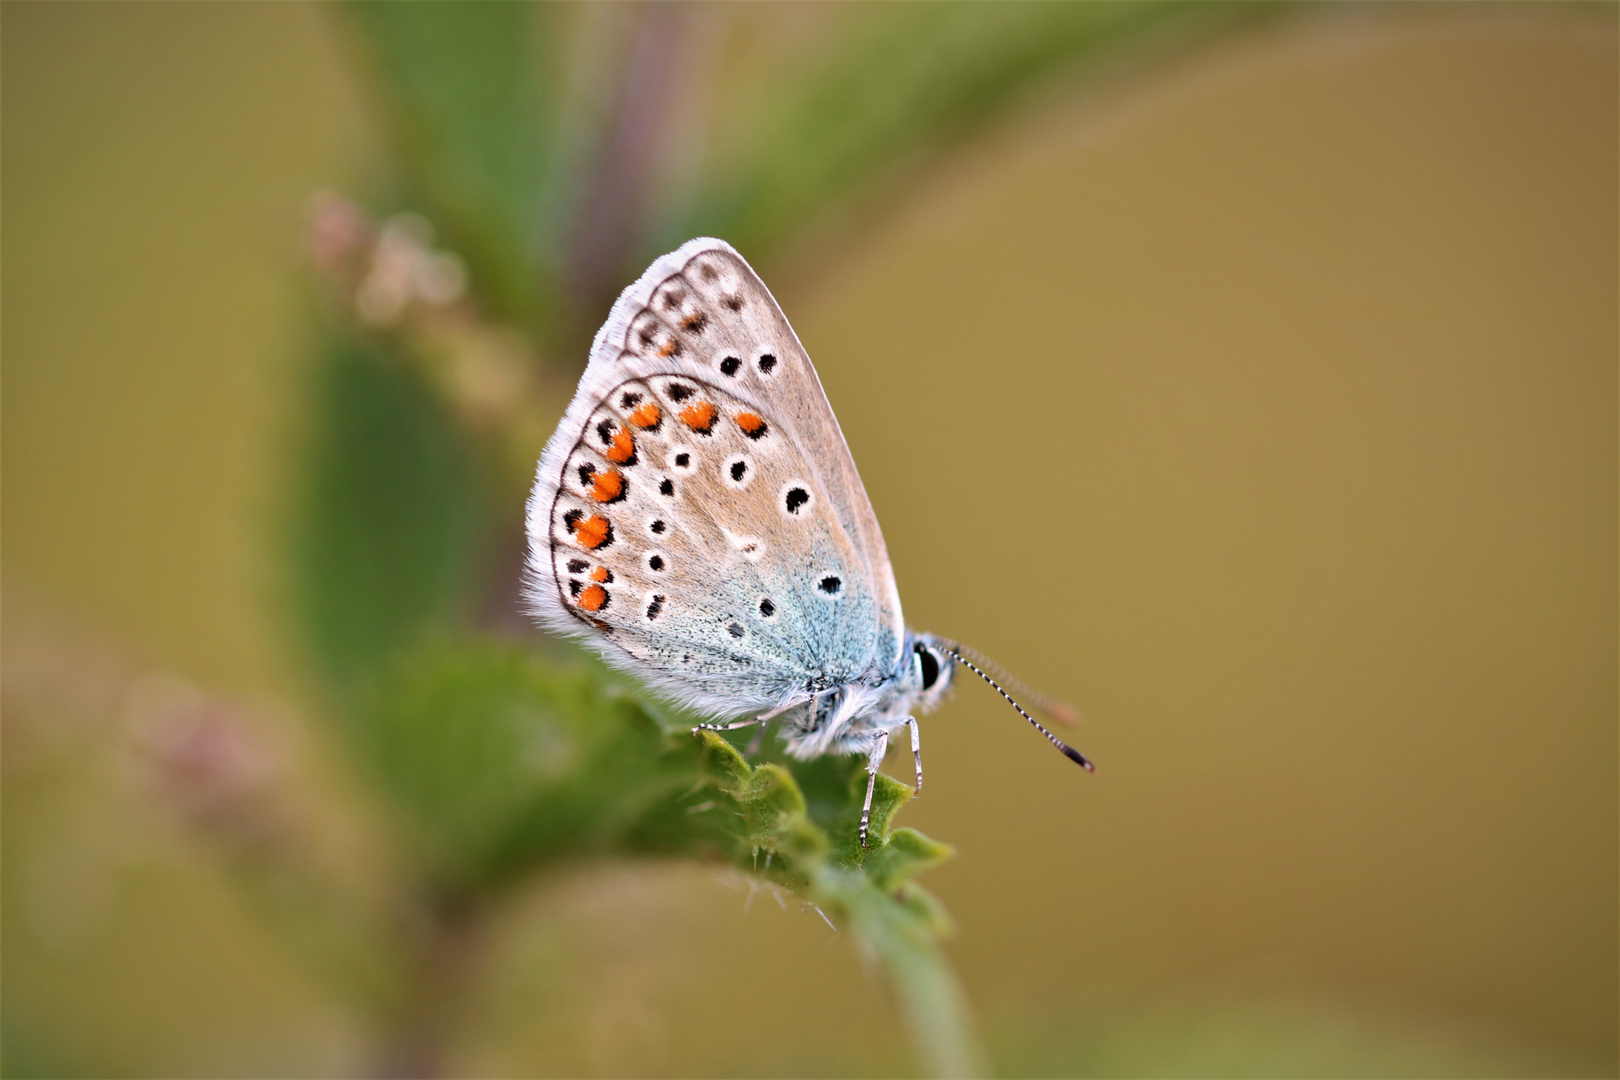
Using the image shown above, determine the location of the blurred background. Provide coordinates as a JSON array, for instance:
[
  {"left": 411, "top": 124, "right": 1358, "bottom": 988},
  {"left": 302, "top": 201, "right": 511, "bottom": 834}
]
[{"left": 3, "top": 3, "right": 1616, "bottom": 1077}]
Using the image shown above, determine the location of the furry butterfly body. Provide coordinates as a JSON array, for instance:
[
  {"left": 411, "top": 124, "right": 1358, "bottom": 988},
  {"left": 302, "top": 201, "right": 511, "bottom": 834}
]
[{"left": 525, "top": 238, "right": 1088, "bottom": 842}]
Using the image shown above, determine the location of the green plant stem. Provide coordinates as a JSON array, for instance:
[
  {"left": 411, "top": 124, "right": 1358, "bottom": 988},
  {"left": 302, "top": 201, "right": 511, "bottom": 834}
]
[{"left": 840, "top": 874, "right": 989, "bottom": 1079}]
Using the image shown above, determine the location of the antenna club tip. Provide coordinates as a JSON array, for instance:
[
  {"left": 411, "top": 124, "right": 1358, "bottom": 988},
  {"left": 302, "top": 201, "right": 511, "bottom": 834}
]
[{"left": 1059, "top": 744, "right": 1096, "bottom": 771}]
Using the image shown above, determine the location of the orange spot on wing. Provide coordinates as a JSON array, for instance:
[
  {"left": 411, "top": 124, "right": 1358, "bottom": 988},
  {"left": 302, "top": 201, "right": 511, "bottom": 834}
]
[
  {"left": 656, "top": 340, "right": 677, "bottom": 357},
  {"left": 590, "top": 469, "right": 624, "bottom": 503},
  {"left": 628, "top": 403, "right": 661, "bottom": 429},
  {"left": 604, "top": 427, "right": 636, "bottom": 464},
  {"left": 679, "top": 400, "right": 717, "bottom": 432},
  {"left": 578, "top": 584, "right": 607, "bottom": 611},
  {"left": 575, "top": 515, "right": 611, "bottom": 550},
  {"left": 589, "top": 566, "right": 610, "bottom": 583},
  {"left": 735, "top": 412, "right": 765, "bottom": 435}
]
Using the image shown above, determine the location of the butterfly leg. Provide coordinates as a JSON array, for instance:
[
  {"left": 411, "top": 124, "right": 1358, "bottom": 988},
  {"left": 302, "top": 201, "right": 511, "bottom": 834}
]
[
  {"left": 744, "top": 722, "right": 769, "bottom": 757},
  {"left": 902, "top": 716, "right": 922, "bottom": 794},
  {"left": 859, "top": 730, "right": 890, "bottom": 849},
  {"left": 691, "top": 718, "right": 759, "bottom": 735}
]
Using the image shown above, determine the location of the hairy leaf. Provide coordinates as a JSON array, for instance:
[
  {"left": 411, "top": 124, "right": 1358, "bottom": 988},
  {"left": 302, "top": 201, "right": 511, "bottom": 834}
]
[{"left": 350, "top": 637, "right": 980, "bottom": 1072}]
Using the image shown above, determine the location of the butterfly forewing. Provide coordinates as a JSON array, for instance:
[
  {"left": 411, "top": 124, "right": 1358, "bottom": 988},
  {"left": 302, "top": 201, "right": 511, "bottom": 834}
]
[{"left": 527, "top": 239, "right": 904, "bottom": 717}]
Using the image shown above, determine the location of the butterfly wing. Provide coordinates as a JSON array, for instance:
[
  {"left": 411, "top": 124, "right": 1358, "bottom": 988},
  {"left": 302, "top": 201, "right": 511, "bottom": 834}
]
[{"left": 525, "top": 238, "right": 906, "bottom": 717}]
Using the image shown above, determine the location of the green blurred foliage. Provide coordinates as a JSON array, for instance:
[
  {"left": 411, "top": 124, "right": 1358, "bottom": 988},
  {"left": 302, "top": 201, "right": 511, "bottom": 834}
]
[
  {"left": 334, "top": 2, "right": 1271, "bottom": 356},
  {"left": 289, "top": 332, "right": 487, "bottom": 691},
  {"left": 662, "top": 2, "right": 1269, "bottom": 260},
  {"left": 341, "top": 636, "right": 978, "bottom": 1073},
  {"left": 342, "top": 3, "right": 562, "bottom": 332}
]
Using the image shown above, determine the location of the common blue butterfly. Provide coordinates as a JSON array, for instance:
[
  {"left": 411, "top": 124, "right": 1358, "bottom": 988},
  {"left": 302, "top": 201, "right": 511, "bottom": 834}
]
[{"left": 526, "top": 238, "right": 1091, "bottom": 844}]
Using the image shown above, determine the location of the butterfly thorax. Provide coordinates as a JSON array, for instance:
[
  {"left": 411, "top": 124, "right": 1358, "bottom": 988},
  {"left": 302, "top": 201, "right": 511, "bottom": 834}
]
[{"left": 775, "top": 631, "right": 955, "bottom": 759}]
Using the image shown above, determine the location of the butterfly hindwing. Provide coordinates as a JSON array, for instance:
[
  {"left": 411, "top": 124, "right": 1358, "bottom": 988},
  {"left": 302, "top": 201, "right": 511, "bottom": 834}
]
[{"left": 526, "top": 239, "right": 905, "bottom": 717}]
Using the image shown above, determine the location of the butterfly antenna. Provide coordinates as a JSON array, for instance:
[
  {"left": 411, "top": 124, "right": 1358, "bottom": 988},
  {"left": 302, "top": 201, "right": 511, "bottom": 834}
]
[
  {"left": 946, "top": 642, "right": 1082, "bottom": 727},
  {"left": 942, "top": 646, "right": 1095, "bottom": 772}
]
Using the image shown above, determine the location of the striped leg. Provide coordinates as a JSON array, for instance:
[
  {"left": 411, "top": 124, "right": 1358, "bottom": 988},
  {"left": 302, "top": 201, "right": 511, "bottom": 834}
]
[
  {"left": 691, "top": 718, "right": 759, "bottom": 735},
  {"left": 903, "top": 716, "right": 922, "bottom": 794},
  {"left": 859, "top": 730, "right": 890, "bottom": 848}
]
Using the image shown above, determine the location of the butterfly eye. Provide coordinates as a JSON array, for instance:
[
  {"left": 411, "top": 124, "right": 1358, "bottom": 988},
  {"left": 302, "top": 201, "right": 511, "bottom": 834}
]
[{"left": 915, "top": 643, "right": 942, "bottom": 691}]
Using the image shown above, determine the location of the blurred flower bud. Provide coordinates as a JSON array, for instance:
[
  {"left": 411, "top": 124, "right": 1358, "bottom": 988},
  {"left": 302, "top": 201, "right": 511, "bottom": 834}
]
[
  {"left": 125, "top": 673, "right": 289, "bottom": 854},
  {"left": 306, "top": 190, "right": 372, "bottom": 281},
  {"left": 416, "top": 251, "right": 468, "bottom": 306},
  {"left": 354, "top": 213, "right": 469, "bottom": 327}
]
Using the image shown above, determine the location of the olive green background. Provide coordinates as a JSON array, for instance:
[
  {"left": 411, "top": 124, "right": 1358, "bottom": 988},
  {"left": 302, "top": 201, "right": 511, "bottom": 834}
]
[{"left": 3, "top": 4, "right": 1615, "bottom": 1076}]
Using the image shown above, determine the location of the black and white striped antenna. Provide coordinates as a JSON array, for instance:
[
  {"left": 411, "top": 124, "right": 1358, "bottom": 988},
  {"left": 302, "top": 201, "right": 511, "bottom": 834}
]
[
  {"left": 942, "top": 644, "right": 1095, "bottom": 771},
  {"left": 946, "top": 641, "right": 1083, "bottom": 727}
]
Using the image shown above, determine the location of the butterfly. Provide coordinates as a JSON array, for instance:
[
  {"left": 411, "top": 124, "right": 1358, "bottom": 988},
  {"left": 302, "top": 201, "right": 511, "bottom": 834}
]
[{"left": 525, "top": 238, "right": 1091, "bottom": 845}]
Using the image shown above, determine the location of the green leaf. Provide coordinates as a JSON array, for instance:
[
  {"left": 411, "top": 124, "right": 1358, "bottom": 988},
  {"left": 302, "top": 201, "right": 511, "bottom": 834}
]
[
  {"left": 657, "top": 2, "right": 1275, "bottom": 264},
  {"left": 343, "top": 636, "right": 978, "bottom": 1073},
  {"left": 338, "top": 2, "right": 563, "bottom": 331},
  {"left": 286, "top": 330, "right": 486, "bottom": 691},
  {"left": 687, "top": 732, "right": 983, "bottom": 1077},
  {"left": 348, "top": 640, "right": 667, "bottom": 893}
]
